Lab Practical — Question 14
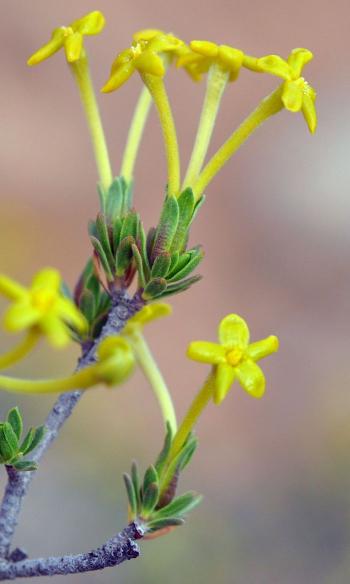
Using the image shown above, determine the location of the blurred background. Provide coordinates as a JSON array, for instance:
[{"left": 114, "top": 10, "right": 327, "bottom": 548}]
[{"left": 0, "top": 0, "right": 349, "bottom": 582}]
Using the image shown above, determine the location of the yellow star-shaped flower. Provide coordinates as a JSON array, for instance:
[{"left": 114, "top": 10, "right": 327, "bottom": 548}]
[
  {"left": 177, "top": 40, "right": 244, "bottom": 82},
  {"left": 102, "top": 34, "right": 182, "bottom": 93},
  {"left": 27, "top": 10, "right": 105, "bottom": 65},
  {"left": 257, "top": 48, "right": 317, "bottom": 133},
  {"left": 187, "top": 314, "right": 279, "bottom": 404},
  {"left": 0, "top": 268, "right": 87, "bottom": 348}
]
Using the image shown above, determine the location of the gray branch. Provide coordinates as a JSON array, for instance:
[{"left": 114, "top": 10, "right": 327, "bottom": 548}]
[
  {"left": 0, "top": 290, "right": 145, "bottom": 561},
  {"left": 0, "top": 522, "right": 144, "bottom": 580}
]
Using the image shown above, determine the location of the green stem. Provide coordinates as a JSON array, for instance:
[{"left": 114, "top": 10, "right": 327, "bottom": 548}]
[
  {"left": 141, "top": 73, "right": 181, "bottom": 196},
  {"left": 130, "top": 332, "right": 177, "bottom": 434},
  {"left": 183, "top": 64, "right": 229, "bottom": 190},
  {"left": 120, "top": 86, "right": 153, "bottom": 181},
  {"left": 0, "top": 331, "right": 40, "bottom": 370},
  {"left": 167, "top": 371, "right": 214, "bottom": 464},
  {"left": 70, "top": 53, "right": 113, "bottom": 197},
  {"left": 193, "top": 87, "right": 283, "bottom": 199}
]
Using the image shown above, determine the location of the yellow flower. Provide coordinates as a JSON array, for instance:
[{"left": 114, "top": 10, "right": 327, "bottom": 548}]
[
  {"left": 257, "top": 48, "right": 317, "bottom": 133},
  {"left": 0, "top": 268, "right": 87, "bottom": 348},
  {"left": 187, "top": 314, "right": 279, "bottom": 404},
  {"left": 123, "top": 303, "right": 172, "bottom": 336},
  {"left": 102, "top": 34, "right": 182, "bottom": 93},
  {"left": 95, "top": 337, "right": 135, "bottom": 386},
  {"left": 27, "top": 10, "right": 105, "bottom": 65},
  {"left": 177, "top": 40, "right": 244, "bottom": 82}
]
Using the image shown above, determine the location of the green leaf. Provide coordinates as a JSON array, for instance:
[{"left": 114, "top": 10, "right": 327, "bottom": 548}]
[
  {"left": 23, "top": 426, "right": 45, "bottom": 456},
  {"left": 85, "top": 273, "right": 100, "bottom": 299},
  {"left": 137, "top": 223, "right": 151, "bottom": 278},
  {"left": 90, "top": 237, "right": 114, "bottom": 281},
  {"left": 131, "top": 461, "right": 141, "bottom": 512},
  {"left": 115, "top": 236, "right": 134, "bottom": 277},
  {"left": 123, "top": 473, "right": 137, "bottom": 518},
  {"left": 167, "top": 248, "right": 204, "bottom": 283},
  {"left": 146, "top": 227, "right": 157, "bottom": 260},
  {"left": 7, "top": 407, "right": 23, "bottom": 441},
  {"left": 79, "top": 290, "right": 96, "bottom": 323},
  {"left": 147, "top": 517, "right": 184, "bottom": 533},
  {"left": 19, "top": 428, "right": 35, "bottom": 455},
  {"left": 2, "top": 422, "right": 19, "bottom": 456},
  {"left": 170, "top": 188, "right": 195, "bottom": 252},
  {"left": 112, "top": 217, "right": 123, "bottom": 253},
  {"left": 168, "top": 252, "right": 179, "bottom": 276},
  {"left": 160, "top": 275, "right": 202, "bottom": 297},
  {"left": 155, "top": 422, "right": 173, "bottom": 475},
  {"left": 142, "top": 278, "right": 167, "bottom": 300},
  {"left": 120, "top": 211, "right": 139, "bottom": 242},
  {"left": 143, "top": 465, "right": 159, "bottom": 494},
  {"left": 142, "top": 482, "right": 159, "bottom": 517},
  {"left": 191, "top": 194, "right": 206, "bottom": 223},
  {"left": 132, "top": 244, "right": 146, "bottom": 288},
  {"left": 95, "top": 214, "right": 115, "bottom": 269},
  {"left": 151, "top": 253, "right": 171, "bottom": 278},
  {"left": 12, "top": 460, "right": 38, "bottom": 472},
  {"left": 105, "top": 178, "right": 123, "bottom": 220},
  {"left": 152, "top": 196, "right": 179, "bottom": 258},
  {"left": 156, "top": 491, "right": 202, "bottom": 518}
]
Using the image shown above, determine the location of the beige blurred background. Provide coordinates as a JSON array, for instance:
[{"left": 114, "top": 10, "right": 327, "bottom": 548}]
[{"left": 0, "top": 0, "right": 349, "bottom": 582}]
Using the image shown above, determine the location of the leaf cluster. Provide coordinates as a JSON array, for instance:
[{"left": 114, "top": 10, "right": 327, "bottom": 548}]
[
  {"left": 89, "top": 180, "right": 205, "bottom": 301},
  {"left": 0, "top": 407, "right": 45, "bottom": 471},
  {"left": 123, "top": 424, "right": 202, "bottom": 536}
]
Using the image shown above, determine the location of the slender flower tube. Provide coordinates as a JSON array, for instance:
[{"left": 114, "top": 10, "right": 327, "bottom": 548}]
[
  {"left": 0, "top": 330, "right": 40, "bottom": 370},
  {"left": 192, "top": 87, "right": 283, "bottom": 199},
  {"left": 179, "top": 41, "right": 245, "bottom": 189},
  {"left": 27, "top": 11, "right": 113, "bottom": 196},
  {"left": 120, "top": 86, "right": 153, "bottom": 181},
  {"left": 0, "top": 337, "right": 134, "bottom": 394},
  {"left": 123, "top": 303, "right": 177, "bottom": 433}
]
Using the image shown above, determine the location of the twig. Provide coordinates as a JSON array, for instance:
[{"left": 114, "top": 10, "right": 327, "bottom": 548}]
[{"left": 0, "top": 522, "right": 144, "bottom": 580}]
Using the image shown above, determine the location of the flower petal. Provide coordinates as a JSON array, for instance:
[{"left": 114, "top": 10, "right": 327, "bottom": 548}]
[
  {"left": 219, "top": 45, "right": 244, "bottom": 71},
  {"left": 135, "top": 51, "right": 165, "bottom": 77},
  {"left": 133, "top": 29, "right": 164, "bottom": 43},
  {"left": 235, "top": 359, "right": 266, "bottom": 398},
  {"left": 190, "top": 40, "right": 218, "bottom": 58},
  {"left": 71, "top": 11, "right": 105, "bottom": 35},
  {"left": 218, "top": 314, "right": 249, "bottom": 349},
  {"left": 187, "top": 341, "right": 226, "bottom": 364},
  {"left": 287, "top": 48, "right": 313, "bottom": 78},
  {"left": 56, "top": 298, "right": 87, "bottom": 333},
  {"left": 31, "top": 268, "right": 61, "bottom": 292},
  {"left": 39, "top": 315, "right": 71, "bottom": 348},
  {"left": 213, "top": 362, "right": 235, "bottom": 404},
  {"left": 3, "top": 303, "right": 40, "bottom": 332},
  {"left": 27, "top": 28, "right": 65, "bottom": 66},
  {"left": 0, "top": 274, "right": 27, "bottom": 301},
  {"left": 101, "top": 65, "right": 134, "bottom": 92},
  {"left": 246, "top": 336, "right": 279, "bottom": 362},
  {"left": 64, "top": 32, "right": 84, "bottom": 63},
  {"left": 302, "top": 91, "right": 317, "bottom": 134},
  {"left": 282, "top": 80, "right": 303, "bottom": 112},
  {"left": 257, "top": 55, "right": 291, "bottom": 80}
]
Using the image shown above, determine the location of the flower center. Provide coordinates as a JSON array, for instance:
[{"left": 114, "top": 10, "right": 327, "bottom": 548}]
[
  {"left": 62, "top": 26, "right": 74, "bottom": 38},
  {"left": 131, "top": 43, "right": 144, "bottom": 59},
  {"left": 226, "top": 348, "right": 243, "bottom": 366},
  {"left": 31, "top": 289, "right": 57, "bottom": 312}
]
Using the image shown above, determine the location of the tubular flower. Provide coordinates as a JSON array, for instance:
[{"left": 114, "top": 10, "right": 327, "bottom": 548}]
[
  {"left": 122, "top": 303, "right": 172, "bottom": 336},
  {"left": 177, "top": 40, "right": 244, "bottom": 82},
  {"left": 187, "top": 314, "right": 279, "bottom": 404},
  {"left": 102, "top": 34, "right": 182, "bottom": 93},
  {"left": 0, "top": 268, "right": 87, "bottom": 348},
  {"left": 256, "top": 48, "right": 317, "bottom": 133},
  {"left": 27, "top": 10, "right": 105, "bottom": 65}
]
